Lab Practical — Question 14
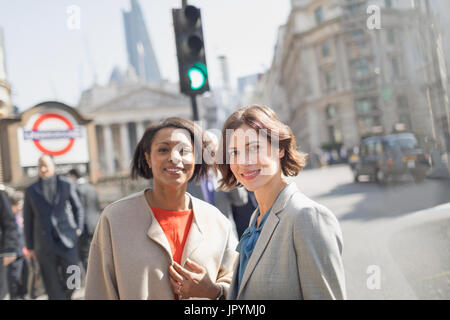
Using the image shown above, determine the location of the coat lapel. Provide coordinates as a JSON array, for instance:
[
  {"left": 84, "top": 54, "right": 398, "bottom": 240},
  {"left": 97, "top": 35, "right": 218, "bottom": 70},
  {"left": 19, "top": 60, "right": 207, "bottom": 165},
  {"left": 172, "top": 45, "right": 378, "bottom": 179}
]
[
  {"left": 32, "top": 176, "right": 61, "bottom": 207},
  {"left": 237, "top": 182, "right": 299, "bottom": 298},
  {"left": 53, "top": 176, "right": 61, "bottom": 206},
  {"left": 180, "top": 194, "right": 204, "bottom": 266},
  {"left": 144, "top": 191, "right": 205, "bottom": 266},
  {"left": 145, "top": 194, "right": 174, "bottom": 263},
  {"left": 30, "top": 180, "right": 52, "bottom": 211}
]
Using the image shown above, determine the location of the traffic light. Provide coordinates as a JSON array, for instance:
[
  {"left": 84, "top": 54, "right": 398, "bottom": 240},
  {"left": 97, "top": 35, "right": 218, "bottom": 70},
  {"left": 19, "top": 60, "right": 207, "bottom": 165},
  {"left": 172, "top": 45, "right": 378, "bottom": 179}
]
[{"left": 172, "top": 5, "right": 209, "bottom": 95}]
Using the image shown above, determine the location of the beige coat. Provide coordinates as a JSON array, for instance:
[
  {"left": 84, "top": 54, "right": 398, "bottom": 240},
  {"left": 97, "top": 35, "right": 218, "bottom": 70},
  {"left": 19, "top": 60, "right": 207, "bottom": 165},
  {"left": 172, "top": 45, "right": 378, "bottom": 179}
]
[
  {"left": 228, "top": 182, "right": 346, "bottom": 300},
  {"left": 84, "top": 189, "right": 238, "bottom": 300}
]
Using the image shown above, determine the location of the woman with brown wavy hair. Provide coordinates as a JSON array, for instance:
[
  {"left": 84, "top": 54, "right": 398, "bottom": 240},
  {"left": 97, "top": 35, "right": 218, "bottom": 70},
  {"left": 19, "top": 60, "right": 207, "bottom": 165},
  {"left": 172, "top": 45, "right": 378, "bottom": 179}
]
[{"left": 215, "top": 105, "right": 346, "bottom": 299}]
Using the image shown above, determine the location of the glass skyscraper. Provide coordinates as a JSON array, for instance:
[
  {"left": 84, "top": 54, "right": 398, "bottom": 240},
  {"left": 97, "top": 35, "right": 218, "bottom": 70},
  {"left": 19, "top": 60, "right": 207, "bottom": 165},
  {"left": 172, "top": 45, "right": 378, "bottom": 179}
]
[{"left": 123, "top": 0, "right": 162, "bottom": 83}]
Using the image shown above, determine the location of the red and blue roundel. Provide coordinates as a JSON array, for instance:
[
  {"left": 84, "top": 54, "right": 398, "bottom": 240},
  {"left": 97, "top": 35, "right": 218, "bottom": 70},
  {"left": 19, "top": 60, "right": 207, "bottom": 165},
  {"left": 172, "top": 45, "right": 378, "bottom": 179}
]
[{"left": 23, "top": 113, "right": 81, "bottom": 156}]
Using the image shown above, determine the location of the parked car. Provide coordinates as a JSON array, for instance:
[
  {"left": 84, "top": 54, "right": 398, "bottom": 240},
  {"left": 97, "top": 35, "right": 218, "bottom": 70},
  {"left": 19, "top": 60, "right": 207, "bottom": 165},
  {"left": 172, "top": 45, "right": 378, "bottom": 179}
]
[{"left": 353, "top": 132, "right": 431, "bottom": 184}]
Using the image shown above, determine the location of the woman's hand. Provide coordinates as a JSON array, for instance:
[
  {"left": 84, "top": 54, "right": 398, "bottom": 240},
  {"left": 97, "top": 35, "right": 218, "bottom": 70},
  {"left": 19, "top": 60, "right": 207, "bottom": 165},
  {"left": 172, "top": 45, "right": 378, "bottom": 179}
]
[{"left": 169, "top": 259, "right": 221, "bottom": 300}]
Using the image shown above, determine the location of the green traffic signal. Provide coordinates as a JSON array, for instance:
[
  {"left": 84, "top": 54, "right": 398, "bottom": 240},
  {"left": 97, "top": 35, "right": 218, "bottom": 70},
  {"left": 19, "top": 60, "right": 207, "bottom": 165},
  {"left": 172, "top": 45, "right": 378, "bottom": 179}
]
[
  {"left": 188, "top": 63, "right": 208, "bottom": 90},
  {"left": 173, "top": 5, "right": 209, "bottom": 95}
]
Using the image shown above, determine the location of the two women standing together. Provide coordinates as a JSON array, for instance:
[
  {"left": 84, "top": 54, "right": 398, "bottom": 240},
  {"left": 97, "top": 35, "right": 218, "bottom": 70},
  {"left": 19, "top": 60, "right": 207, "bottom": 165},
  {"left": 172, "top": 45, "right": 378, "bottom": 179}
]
[{"left": 84, "top": 105, "right": 346, "bottom": 300}]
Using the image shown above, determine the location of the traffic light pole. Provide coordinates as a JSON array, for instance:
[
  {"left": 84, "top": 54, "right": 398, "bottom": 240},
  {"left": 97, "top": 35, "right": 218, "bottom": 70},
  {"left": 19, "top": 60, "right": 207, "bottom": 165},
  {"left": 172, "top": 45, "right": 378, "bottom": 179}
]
[{"left": 190, "top": 94, "right": 199, "bottom": 121}]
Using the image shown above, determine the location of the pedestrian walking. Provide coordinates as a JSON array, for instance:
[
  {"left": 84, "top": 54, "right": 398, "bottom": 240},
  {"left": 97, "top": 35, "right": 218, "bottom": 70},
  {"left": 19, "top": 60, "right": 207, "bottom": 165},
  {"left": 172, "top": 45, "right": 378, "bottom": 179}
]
[
  {"left": 23, "top": 154, "right": 84, "bottom": 300},
  {"left": 6, "top": 190, "right": 29, "bottom": 300},
  {"left": 67, "top": 168, "right": 101, "bottom": 274},
  {"left": 174, "top": 105, "right": 346, "bottom": 300},
  {"left": 0, "top": 187, "right": 19, "bottom": 299},
  {"left": 85, "top": 117, "right": 237, "bottom": 300}
]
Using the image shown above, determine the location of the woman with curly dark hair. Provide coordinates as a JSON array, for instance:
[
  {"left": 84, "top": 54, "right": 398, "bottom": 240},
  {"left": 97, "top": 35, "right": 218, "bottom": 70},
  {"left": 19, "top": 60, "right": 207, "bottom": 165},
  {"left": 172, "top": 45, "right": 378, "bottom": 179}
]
[{"left": 85, "top": 117, "right": 237, "bottom": 300}]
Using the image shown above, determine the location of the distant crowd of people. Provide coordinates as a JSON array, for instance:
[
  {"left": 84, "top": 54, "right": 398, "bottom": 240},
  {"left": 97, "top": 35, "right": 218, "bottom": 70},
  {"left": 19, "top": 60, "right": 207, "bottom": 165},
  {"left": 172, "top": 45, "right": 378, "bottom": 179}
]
[{"left": 0, "top": 163, "right": 101, "bottom": 300}]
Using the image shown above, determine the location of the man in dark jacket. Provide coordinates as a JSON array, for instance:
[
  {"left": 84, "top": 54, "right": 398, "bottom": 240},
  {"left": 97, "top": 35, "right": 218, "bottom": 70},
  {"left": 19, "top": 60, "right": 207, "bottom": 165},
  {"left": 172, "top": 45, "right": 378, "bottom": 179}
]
[
  {"left": 0, "top": 187, "right": 19, "bottom": 299},
  {"left": 23, "top": 154, "right": 84, "bottom": 300},
  {"left": 67, "top": 168, "right": 100, "bottom": 273}
]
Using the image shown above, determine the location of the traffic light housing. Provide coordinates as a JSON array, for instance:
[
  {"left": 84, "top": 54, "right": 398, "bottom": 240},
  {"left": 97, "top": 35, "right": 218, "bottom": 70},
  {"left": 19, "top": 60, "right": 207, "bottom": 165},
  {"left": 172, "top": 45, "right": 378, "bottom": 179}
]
[{"left": 172, "top": 5, "right": 209, "bottom": 95}]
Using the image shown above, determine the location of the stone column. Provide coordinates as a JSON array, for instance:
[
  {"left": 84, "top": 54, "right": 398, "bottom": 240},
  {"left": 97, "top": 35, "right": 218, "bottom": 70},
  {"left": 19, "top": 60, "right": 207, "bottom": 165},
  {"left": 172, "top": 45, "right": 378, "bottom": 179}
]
[
  {"left": 120, "top": 122, "right": 131, "bottom": 171},
  {"left": 103, "top": 124, "right": 115, "bottom": 176}
]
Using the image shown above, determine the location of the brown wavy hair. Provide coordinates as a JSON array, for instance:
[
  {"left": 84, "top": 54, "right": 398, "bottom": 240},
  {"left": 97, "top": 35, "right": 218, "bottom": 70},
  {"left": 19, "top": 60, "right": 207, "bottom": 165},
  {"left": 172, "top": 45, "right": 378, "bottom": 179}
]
[{"left": 216, "top": 105, "right": 308, "bottom": 190}]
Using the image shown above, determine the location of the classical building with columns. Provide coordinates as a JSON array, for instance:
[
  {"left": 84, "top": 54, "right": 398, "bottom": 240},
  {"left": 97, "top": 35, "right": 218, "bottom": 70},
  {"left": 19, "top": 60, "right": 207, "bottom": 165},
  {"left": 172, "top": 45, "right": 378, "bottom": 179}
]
[{"left": 78, "top": 79, "right": 192, "bottom": 178}]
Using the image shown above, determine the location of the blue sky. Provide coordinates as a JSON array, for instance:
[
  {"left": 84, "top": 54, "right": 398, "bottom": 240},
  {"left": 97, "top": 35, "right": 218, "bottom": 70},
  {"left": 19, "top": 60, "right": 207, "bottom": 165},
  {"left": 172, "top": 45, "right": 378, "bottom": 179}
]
[{"left": 0, "top": 0, "right": 291, "bottom": 110}]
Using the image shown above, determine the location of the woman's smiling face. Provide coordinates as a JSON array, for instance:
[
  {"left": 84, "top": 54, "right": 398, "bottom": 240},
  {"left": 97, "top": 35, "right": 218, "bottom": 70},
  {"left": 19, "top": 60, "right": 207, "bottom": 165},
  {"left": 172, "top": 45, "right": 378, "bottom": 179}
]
[
  {"left": 145, "top": 127, "right": 196, "bottom": 187},
  {"left": 227, "top": 124, "right": 284, "bottom": 192}
]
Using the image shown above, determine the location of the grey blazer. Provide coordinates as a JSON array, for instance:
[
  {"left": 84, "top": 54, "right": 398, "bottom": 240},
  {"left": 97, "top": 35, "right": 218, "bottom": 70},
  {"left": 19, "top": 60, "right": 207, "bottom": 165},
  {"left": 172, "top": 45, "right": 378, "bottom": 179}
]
[{"left": 228, "top": 182, "right": 346, "bottom": 300}]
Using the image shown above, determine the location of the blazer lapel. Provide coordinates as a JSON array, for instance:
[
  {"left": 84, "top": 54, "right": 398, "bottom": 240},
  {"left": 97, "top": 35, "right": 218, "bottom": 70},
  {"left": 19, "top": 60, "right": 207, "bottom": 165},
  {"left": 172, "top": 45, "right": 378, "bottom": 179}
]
[
  {"left": 180, "top": 194, "right": 204, "bottom": 266},
  {"left": 237, "top": 182, "right": 299, "bottom": 298},
  {"left": 237, "top": 211, "right": 279, "bottom": 298}
]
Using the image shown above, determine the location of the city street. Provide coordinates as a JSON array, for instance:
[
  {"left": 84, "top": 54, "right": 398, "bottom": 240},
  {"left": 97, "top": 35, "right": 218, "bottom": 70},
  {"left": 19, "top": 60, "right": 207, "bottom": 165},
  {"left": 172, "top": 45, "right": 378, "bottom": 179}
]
[
  {"left": 293, "top": 164, "right": 450, "bottom": 299},
  {"left": 2, "top": 0, "right": 450, "bottom": 302},
  {"left": 31, "top": 164, "right": 450, "bottom": 300}
]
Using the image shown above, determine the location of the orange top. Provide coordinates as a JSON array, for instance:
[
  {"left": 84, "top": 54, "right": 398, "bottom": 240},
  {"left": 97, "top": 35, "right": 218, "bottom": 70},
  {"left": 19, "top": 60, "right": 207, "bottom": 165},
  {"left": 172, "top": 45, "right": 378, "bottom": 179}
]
[{"left": 150, "top": 206, "right": 194, "bottom": 265}]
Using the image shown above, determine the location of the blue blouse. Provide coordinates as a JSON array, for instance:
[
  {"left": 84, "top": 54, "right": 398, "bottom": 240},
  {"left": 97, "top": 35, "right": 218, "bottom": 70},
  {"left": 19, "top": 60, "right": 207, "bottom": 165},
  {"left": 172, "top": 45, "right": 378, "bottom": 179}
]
[{"left": 235, "top": 206, "right": 272, "bottom": 289}]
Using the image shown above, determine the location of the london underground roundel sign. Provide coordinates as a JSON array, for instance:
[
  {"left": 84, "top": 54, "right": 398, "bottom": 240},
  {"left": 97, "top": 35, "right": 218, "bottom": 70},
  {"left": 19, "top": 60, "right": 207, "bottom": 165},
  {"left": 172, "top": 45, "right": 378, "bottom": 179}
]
[
  {"left": 24, "top": 113, "right": 81, "bottom": 156},
  {"left": 27, "top": 113, "right": 79, "bottom": 156},
  {"left": 18, "top": 109, "right": 89, "bottom": 168}
]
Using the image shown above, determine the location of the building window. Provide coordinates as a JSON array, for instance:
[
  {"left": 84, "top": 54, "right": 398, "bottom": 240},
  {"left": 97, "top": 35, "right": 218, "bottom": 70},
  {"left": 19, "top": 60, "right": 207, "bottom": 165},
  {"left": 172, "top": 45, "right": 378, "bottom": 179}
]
[
  {"left": 346, "top": 4, "right": 365, "bottom": 13},
  {"left": 391, "top": 57, "right": 401, "bottom": 78},
  {"left": 350, "top": 30, "right": 365, "bottom": 42},
  {"left": 387, "top": 28, "right": 395, "bottom": 44},
  {"left": 326, "top": 104, "right": 342, "bottom": 143},
  {"left": 397, "top": 95, "right": 412, "bottom": 129},
  {"left": 322, "top": 40, "right": 330, "bottom": 57},
  {"left": 355, "top": 98, "right": 379, "bottom": 115},
  {"left": 315, "top": 7, "right": 323, "bottom": 24},
  {"left": 356, "top": 99, "right": 371, "bottom": 114},
  {"left": 328, "top": 125, "right": 343, "bottom": 143},
  {"left": 326, "top": 104, "right": 338, "bottom": 120},
  {"left": 385, "top": 0, "right": 393, "bottom": 9},
  {"left": 355, "top": 98, "right": 382, "bottom": 135},
  {"left": 358, "top": 116, "right": 382, "bottom": 136},
  {"left": 324, "top": 69, "right": 336, "bottom": 91},
  {"left": 353, "top": 58, "right": 369, "bottom": 77}
]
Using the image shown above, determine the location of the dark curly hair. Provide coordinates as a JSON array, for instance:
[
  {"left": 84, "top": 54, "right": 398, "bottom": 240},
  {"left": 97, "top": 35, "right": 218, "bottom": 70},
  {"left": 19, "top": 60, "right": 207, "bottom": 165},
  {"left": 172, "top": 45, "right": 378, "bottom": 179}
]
[{"left": 131, "top": 117, "right": 211, "bottom": 183}]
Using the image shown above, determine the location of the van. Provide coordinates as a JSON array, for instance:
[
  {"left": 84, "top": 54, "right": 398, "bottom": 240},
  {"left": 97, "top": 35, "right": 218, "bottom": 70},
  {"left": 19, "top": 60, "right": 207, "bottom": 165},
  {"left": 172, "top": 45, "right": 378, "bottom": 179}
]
[{"left": 353, "top": 133, "right": 430, "bottom": 184}]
